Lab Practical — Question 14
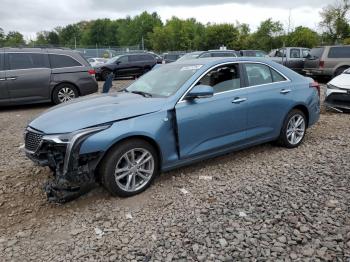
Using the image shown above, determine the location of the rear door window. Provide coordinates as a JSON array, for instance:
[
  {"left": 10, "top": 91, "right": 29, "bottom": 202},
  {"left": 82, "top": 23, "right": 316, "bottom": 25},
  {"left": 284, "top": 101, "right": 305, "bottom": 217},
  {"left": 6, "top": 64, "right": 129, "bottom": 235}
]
[
  {"left": 244, "top": 63, "right": 273, "bottom": 86},
  {"left": 129, "top": 55, "right": 140, "bottom": 62},
  {"left": 49, "top": 54, "right": 82, "bottom": 68},
  {"left": 328, "top": 47, "right": 350, "bottom": 58},
  {"left": 8, "top": 53, "right": 49, "bottom": 70},
  {"left": 290, "top": 49, "right": 301, "bottom": 58}
]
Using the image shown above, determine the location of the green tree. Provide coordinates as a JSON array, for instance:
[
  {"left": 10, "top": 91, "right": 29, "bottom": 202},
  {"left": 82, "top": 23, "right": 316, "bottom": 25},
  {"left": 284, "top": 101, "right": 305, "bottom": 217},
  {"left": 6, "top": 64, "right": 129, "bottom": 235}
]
[
  {"left": 249, "top": 19, "right": 283, "bottom": 51},
  {"left": 320, "top": 0, "right": 350, "bottom": 43},
  {"left": 128, "top": 12, "right": 163, "bottom": 49},
  {"left": 0, "top": 28, "right": 5, "bottom": 46},
  {"left": 82, "top": 19, "right": 118, "bottom": 46},
  {"left": 149, "top": 17, "right": 205, "bottom": 51},
  {"left": 232, "top": 23, "right": 251, "bottom": 50},
  {"left": 203, "top": 23, "right": 239, "bottom": 50},
  {"left": 59, "top": 24, "right": 82, "bottom": 47},
  {"left": 288, "top": 26, "right": 319, "bottom": 48},
  {"left": 4, "top": 31, "right": 25, "bottom": 46}
]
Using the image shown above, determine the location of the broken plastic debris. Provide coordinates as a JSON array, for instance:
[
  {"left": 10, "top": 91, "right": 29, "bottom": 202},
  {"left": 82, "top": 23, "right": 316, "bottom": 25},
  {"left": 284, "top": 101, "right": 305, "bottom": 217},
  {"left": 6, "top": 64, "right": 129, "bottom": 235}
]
[
  {"left": 199, "top": 175, "right": 212, "bottom": 181},
  {"left": 94, "top": 227, "right": 105, "bottom": 238},
  {"left": 179, "top": 188, "right": 189, "bottom": 194},
  {"left": 239, "top": 211, "right": 247, "bottom": 217},
  {"left": 125, "top": 212, "right": 133, "bottom": 219}
]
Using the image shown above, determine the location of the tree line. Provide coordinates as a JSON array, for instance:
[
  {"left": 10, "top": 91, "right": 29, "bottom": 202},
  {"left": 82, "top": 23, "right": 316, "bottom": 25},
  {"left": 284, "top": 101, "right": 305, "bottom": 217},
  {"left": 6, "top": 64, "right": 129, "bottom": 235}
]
[{"left": 0, "top": 0, "right": 349, "bottom": 52}]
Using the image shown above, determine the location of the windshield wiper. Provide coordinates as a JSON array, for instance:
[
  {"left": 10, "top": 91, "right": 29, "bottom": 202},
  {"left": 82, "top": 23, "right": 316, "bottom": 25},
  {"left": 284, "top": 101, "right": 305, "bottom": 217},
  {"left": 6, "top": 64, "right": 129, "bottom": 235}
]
[{"left": 130, "top": 91, "right": 153, "bottom": 97}]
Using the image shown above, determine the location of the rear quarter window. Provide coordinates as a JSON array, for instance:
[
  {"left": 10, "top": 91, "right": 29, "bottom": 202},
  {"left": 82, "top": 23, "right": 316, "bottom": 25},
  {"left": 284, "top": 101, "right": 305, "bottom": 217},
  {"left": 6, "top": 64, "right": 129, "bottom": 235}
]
[
  {"left": 49, "top": 54, "right": 82, "bottom": 68},
  {"left": 328, "top": 47, "right": 350, "bottom": 58}
]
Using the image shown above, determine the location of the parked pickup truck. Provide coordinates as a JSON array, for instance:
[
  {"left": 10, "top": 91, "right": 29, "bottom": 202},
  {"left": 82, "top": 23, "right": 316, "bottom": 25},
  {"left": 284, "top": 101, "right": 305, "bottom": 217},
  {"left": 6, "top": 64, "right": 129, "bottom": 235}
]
[{"left": 269, "top": 47, "right": 311, "bottom": 74}]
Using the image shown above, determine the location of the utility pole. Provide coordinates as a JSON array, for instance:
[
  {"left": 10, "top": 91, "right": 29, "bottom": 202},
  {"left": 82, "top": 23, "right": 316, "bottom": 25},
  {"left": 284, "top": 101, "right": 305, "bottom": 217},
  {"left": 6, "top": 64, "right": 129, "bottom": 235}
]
[
  {"left": 74, "top": 36, "right": 77, "bottom": 49},
  {"left": 141, "top": 36, "right": 144, "bottom": 51}
]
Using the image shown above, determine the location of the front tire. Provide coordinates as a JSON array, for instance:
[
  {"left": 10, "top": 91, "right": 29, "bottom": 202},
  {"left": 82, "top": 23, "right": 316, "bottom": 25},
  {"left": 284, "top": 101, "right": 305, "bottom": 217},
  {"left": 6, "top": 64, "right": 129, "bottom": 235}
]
[
  {"left": 100, "top": 139, "right": 159, "bottom": 197},
  {"left": 277, "top": 109, "right": 306, "bottom": 148},
  {"left": 52, "top": 84, "right": 78, "bottom": 104}
]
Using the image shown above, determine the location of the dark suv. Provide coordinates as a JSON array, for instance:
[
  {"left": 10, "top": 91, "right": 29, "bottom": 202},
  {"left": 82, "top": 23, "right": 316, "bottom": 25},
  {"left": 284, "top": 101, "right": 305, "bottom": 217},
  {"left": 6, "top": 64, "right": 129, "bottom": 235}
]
[
  {"left": 94, "top": 53, "right": 157, "bottom": 80},
  {"left": 0, "top": 48, "right": 98, "bottom": 106}
]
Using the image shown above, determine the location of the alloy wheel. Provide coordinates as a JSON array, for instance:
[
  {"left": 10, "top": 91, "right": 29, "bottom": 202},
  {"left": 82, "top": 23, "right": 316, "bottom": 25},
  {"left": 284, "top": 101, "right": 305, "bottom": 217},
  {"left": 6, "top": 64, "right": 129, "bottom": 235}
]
[
  {"left": 286, "top": 114, "right": 305, "bottom": 145},
  {"left": 57, "top": 87, "right": 76, "bottom": 103},
  {"left": 114, "top": 148, "right": 155, "bottom": 192}
]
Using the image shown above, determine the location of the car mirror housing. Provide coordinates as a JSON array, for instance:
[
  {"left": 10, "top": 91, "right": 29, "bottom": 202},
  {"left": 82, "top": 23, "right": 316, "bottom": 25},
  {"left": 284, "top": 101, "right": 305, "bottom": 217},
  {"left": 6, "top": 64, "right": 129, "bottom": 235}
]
[{"left": 185, "top": 85, "right": 214, "bottom": 100}]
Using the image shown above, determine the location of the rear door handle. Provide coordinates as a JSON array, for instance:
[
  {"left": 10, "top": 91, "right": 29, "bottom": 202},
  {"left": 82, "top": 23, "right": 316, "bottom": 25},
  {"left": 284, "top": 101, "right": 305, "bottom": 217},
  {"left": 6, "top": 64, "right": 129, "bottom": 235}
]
[
  {"left": 280, "top": 89, "right": 291, "bottom": 94},
  {"left": 232, "top": 97, "right": 247, "bottom": 104},
  {"left": 0, "top": 78, "right": 6, "bottom": 81}
]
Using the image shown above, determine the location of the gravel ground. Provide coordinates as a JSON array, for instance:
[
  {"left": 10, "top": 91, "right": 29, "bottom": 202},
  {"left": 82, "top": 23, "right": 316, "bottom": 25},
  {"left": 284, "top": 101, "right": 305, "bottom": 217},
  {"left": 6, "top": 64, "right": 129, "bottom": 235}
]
[{"left": 0, "top": 81, "right": 349, "bottom": 261}]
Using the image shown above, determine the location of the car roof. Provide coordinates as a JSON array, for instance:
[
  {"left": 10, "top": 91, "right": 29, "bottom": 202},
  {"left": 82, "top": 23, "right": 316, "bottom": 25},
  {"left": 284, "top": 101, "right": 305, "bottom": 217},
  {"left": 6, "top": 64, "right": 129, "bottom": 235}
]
[
  {"left": 2, "top": 47, "right": 81, "bottom": 55},
  {"left": 174, "top": 56, "right": 273, "bottom": 65}
]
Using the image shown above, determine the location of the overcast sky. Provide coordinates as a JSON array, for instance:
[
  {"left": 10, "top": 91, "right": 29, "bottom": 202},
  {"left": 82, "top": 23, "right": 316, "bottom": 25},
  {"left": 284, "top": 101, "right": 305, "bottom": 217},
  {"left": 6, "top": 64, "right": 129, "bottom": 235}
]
[{"left": 0, "top": 0, "right": 334, "bottom": 41}]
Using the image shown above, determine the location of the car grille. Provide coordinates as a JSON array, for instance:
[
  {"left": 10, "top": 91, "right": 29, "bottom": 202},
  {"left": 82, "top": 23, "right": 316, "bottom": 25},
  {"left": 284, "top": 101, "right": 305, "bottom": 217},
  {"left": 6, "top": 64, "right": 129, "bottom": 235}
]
[{"left": 25, "top": 130, "right": 44, "bottom": 152}]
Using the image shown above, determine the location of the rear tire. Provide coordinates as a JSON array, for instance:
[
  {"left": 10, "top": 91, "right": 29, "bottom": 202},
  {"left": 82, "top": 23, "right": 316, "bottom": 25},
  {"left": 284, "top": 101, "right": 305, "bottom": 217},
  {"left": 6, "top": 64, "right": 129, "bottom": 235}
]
[
  {"left": 52, "top": 84, "right": 78, "bottom": 104},
  {"left": 99, "top": 139, "right": 159, "bottom": 197},
  {"left": 334, "top": 66, "right": 349, "bottom": 77},
  {"left": 277, "top": 109, "right": 306, "bottom": 148}
]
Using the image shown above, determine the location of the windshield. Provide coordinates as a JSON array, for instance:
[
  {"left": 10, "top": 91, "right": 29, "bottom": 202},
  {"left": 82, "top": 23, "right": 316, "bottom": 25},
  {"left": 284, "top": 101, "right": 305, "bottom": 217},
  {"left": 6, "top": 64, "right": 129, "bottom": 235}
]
[
  {"left": 107, "top": 55, "right": 122, "bottom": 64},
  {"left": 126, "top": 64, "right": 202, "bottom": 97},
  {"left": 177, "top": 52, "right": 202, "bottom": 61}
]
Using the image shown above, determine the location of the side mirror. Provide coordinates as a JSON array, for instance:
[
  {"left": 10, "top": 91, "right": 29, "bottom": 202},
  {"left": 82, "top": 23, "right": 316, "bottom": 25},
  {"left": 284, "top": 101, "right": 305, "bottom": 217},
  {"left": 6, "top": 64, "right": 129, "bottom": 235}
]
[
  {"left": 116, "top": 61, "right": 121, "bottom": 65},
  {"left": 185, "top": 85, "right": 214, "bottom": 100}
]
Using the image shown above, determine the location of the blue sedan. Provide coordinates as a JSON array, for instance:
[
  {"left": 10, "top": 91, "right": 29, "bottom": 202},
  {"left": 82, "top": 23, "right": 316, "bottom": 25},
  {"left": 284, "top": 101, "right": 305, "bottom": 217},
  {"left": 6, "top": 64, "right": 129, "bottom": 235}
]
[{"left": 24, "top": 57, "right": 320, "bottom": 202}]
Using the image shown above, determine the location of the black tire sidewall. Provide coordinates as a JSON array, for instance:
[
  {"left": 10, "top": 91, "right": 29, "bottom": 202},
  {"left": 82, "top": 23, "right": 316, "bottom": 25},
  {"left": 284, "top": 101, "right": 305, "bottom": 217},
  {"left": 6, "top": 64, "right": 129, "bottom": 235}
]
[
  {"left": 335, "top": 67, "right": 348, "bottom": 77},
  {"left": 101, "top": 70, "right": 112, "bottom": 81},
  {"left": 100, "top": 139, "right": 159, "bottom": 197},
  {"left": 278, "top": 109, "right": 306, "bottom": 148},
  {"left": 52, "top": 84, "right": 78, "bottom": 104}
]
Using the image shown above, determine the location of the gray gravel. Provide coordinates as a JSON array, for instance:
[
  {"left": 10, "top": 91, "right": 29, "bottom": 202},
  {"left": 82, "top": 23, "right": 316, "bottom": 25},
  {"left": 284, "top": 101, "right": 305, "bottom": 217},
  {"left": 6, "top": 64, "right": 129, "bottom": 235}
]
[{"left": 0, "top": 82, "right": 349, "bottom": 261}]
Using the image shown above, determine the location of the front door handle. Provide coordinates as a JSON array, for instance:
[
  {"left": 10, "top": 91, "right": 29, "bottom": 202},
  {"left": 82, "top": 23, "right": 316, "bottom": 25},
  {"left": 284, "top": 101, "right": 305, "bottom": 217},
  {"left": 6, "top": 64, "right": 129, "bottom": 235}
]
[
  {"left": 232, "top": 97, "right": 247, "bottom": 104},
  {"left": 7, "top": 77, "right": 17, "bottom": 81},
  {"left": 280, "top": 89, "right": 291, "bottom": 94},
  {"left": 0, "top": 78, "right": 6, "bottom": 81}
]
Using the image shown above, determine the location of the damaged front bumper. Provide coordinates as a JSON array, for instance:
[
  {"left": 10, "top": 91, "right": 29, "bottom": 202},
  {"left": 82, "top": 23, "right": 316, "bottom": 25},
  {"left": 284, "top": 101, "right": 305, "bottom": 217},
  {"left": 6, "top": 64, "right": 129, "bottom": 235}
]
[
  {"left": 324, "top": 87, "right": 350, "bottom": 112},
  {"left": 23, "top": 125, "right": 110, "bottom": 203}
]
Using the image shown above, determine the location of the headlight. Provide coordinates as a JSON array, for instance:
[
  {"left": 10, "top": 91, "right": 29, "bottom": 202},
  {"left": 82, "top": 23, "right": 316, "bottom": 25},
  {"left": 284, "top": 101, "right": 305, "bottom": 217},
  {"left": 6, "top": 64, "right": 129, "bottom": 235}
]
[
  {"left": 42, "top": 125, "right": 110, "bottom": 144},
  {"left": 327, "top": 83, "right": 339, "bottom": 90},
  {"left": 42, "top": 125, "right": 111, "bottom": 175}
]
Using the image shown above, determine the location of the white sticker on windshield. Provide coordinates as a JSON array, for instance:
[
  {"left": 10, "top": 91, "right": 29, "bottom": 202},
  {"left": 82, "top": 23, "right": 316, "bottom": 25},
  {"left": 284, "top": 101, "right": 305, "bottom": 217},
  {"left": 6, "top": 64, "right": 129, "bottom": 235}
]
[{"left": 180, "top": 65, "right": 203, "bottom": 71}]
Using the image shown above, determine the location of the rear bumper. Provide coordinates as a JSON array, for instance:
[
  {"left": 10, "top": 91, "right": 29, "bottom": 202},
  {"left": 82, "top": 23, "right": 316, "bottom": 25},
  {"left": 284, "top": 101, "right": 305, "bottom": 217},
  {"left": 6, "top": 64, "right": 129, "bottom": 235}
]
[
  {"left": 303, "top": 69, "right": 332, "bottom": 77},
  {"left": 79, "top": 79, "right": 98, "bottom": 96}
]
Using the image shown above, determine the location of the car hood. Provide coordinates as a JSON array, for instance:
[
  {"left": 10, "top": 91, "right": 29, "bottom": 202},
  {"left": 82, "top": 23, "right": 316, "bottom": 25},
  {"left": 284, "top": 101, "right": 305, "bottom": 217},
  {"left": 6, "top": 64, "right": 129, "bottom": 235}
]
[
  {"left": 29, "top": 93, "right": 166, "bottom": 134},
  {"left": 329, "top": 73, "right": 350, "bottom": 89}
]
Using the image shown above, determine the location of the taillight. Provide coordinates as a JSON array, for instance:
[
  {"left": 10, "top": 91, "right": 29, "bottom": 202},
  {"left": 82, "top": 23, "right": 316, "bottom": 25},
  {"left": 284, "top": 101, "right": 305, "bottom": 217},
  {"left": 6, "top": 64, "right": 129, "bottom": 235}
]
[
  {"left": 310, "top": 81, "right": 320, "bottom": 97},
  {"left": 88, "top": 69, "right": 96, "bottom": 76},
  {"left": 319, "top": 60, "right": 324, "bottom": 68}
]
